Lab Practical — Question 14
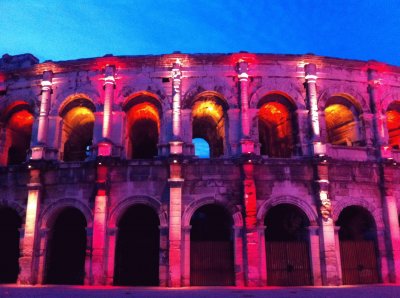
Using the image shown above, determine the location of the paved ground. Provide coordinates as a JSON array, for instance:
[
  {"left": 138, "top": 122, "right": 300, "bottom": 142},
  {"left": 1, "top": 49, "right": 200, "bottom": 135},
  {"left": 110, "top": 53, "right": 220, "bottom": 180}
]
[{"left": 1, "top": 285, "right": 400, "bottom": 298}]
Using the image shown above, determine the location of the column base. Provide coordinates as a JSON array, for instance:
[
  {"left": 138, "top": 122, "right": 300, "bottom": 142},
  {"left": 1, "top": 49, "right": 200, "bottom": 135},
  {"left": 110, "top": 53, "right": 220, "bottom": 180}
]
[
  {"left": 313, "top": 142, "right": 326, "bottom": 156},
  {"left": 240, "top": 139, "right": 255, "bottom": 155},
  {"left": 30, "top": 145, "right": 58, "bottom": 160},
  {"left": 94, "top": 140, "right": 122, "bottom": 158}
]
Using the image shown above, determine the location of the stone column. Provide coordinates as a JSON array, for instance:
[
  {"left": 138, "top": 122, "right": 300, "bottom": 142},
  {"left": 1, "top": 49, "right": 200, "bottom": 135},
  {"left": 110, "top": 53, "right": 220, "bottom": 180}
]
[
  {"left": 308, "top": 225, "right": 322, "bottom": 285},
  {"left": 238, "top": 61, "right": 254, "bottom": 154},
  {"left": 31, "top": 71, "right": 53, "bottom": 160},
  {"left": 171, "top": 60, "right": 182, "bottom": 140},
  {"left": 368, "top": 69, "right": 400, "bottom": 283},
  {"left": 18, "top": 169, "right": 42, "bottom": 284},
  {"left": 98, "top": 66, "right": 115, "bottom": 157},
  {"left": 168, "top": 160, "right": 184, "bottom": 287},
  {"left": 105, "top": 227, "right": 117, "bottom": 285},
  {"left": 315, "top": 160, "right": 341, "bottom": 285},
  {"left": 304, "top": 64, "right": 340, "bottom": 285},
  {"left": 379, "top": 161, "right": 400, "bottom": 283},
  {"left": 36, "top": 228, "right": 49, "bottom": 284},
  {"left": 182, "top": 226, "right": 191, "bottom": 286},
  {"left": 258, "top": 225, "right": 267, "bottom": 285},
  {"left": 242, "top": 162, "right": 260, "bottom": 286},
  {"left": 84, "top": 227, "right": 93, "bottom": 285},
  {"left": 91, "top": 164, "right": 109, "bottom": 285},
  {"left": 304, "top": 63, "right": 326, "bottom": 156},
  {"left": 233, "top": 225, "right": 245, "bottom": 286}
]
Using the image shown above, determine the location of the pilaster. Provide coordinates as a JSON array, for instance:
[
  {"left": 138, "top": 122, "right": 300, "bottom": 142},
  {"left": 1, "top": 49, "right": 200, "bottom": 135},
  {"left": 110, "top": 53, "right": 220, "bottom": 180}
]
[{"left": 18, "top": 168, "right": 42, "bottom": 284}]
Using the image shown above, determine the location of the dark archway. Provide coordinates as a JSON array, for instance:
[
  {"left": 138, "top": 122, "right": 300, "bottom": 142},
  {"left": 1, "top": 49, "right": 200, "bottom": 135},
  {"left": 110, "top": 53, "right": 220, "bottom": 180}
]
[
  {"left": 258, "top": 94, "right": 298, "bottom": 158},
  {"left": 45, "top": 207, "right": 87, "bottom": 285},
  {"left": 126, "top": 101, "right": 160, "bottom": 159},
  {"left": 264, "top": 204, "right": 312, "bottom": 286},
  {"left": 337, "top": 206, "right": 380, "bottom": 284},
  {"left": 0, "top": 207, "right": 22, "bottom": 283},
  {"left": 190, "top": 204, "right": 234, "bottom": 286},
  {"left": 114, "top": 204, "right": 160, "bottom": 286}
]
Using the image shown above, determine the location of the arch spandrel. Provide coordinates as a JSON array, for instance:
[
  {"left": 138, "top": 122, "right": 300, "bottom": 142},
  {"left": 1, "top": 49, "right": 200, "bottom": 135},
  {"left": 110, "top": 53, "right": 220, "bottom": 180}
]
[
  {"left": 332, "top": 198, "right": 383, "bottom": 229},
  {"left": 53, "top": 90, "right": 100, "bottom": 116},
  {"left": 257, "top": 196, "right": 318, "bottom": 226},
  {"left": 381, "top": 92, "right": 400, "bottom": 114},
  {"left": 0, "top": 199, "right": 26, "bottom": 219},
  {"left": 249, "top": 84, "right": 305, "bottom": 110},
  {"left": 182, "top": 84, "right": 233, "bottom": 110},
  {"left": 182, "top": 197, "right": 243, "bottom": 228},
  {"left": 108, "top": 196, "right": 167, "bottom": 228},
  {"left": 39, "top": 199, "right": 93, "bottom": 229},
  {"left": 318, "top": 85, "right": 369, "bottom": 113}
]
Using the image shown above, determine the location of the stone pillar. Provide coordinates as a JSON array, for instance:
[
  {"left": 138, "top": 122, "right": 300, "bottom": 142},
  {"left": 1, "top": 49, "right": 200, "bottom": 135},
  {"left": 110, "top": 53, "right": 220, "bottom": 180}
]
[
  {"left": 171, "top": 60, "right": 182, "bottom": 140},
  {"left": 168, "top": 160, "right": 184, "bottom": 287},
  {"left": 233, "top": 225, "right": 245, "bottom": 286},
  {"left": 304, "top": 63, "right": 326, "bottom": 156},
  {"left": 314, "top": 160, "right": 341, "bottom": 285},
  {"left": 98, "top": 66, "right": 115, "bottom": 157},
  {"left": 105, "top": 227, "right": 117, "bottom": 285},
  {"left": 36, "top": 228, "right": 48, "bottom": 285},
  {"left": 368, "top": 69, "right": 400, "bottom": 283},
  {"left": 380, "top": 162, "right": 400, "bottom": 283},
  {"left": 308, "top": 225, "right": 322, "bottom": 285},
  {"left": 242, "top": 162, "right": 260, "bottom": 286},
  {"left": 91, "top": 164, "right": 109, "bottom": 285},
  {"left": 84, "top": 228, "right": 93, "bottom": 285},
  {"left": 31, "top": 71, "right": 53, "bottom": 160},
  {"left": 258, "top": 226, "right": 267, "bottom": 285},
  {"left": 18, "top": 169, "right": 42, "bottom": 284},
  {"left": 238, "top": 61, "right": 254, "bottom": 154},
  {"left": 182, "top": 226, "right": 191, "bottom": 286}
]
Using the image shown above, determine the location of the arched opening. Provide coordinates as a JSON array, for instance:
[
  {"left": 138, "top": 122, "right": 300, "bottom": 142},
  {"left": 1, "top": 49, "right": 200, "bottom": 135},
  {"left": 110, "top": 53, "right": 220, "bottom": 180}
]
[
  {"left": 258, "top": 94, "right": 297, "bottom": 157},
  {"left": 60, "top": 98, "right": 95, "bottom": 162},
  {"left": 337, "top": 206, "right": 380, "bottom": 284},
  {"left": 44, "top": 207, "right": 87, "bottom": 285},
  {"left": 192, "top": 96, "right": 226, "bottom": 158},
  {"left": 0, "top": 207, "right": 22, "bottom": 283},
  {"left": 2, "top": 103, "right": 34, "bottom": 165},
  {"left": 192, "top": 137, "right": 210, "bottom": 158},
  {"left": 114, "top": 204, "right": 160, "bottom": 286},
  {"left": 264, "top": 204, "right": 312, "bottom": 286},
  {"left": 325, "top": 96, "right": 364, "bottom": 146},
  {"left": 190, "top": 204, "right": 234, "bottom": 286},
  {"left": 386, "top": 101, "right": 400, "bottom": 149},
  {"left": 125, "top": 98, "right": 160, "bottom": 159}
]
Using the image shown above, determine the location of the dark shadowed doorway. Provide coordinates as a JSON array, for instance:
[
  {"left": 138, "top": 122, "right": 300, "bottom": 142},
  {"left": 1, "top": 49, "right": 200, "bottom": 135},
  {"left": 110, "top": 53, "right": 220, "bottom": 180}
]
[
  {"left": 114, "top": 204, "right": 160, "bottom": 286},
  {"left": 45, "top": 207, "right": 87, "bottom": 285},
  {"left": 0, "top": 207, "right": 21, "bottom": 283},
  {"left": 190, "top": 204, "right": 234, "bottom": 286},
  {"left": 264, "top": 204, "right": 312, "bottom": 286}
]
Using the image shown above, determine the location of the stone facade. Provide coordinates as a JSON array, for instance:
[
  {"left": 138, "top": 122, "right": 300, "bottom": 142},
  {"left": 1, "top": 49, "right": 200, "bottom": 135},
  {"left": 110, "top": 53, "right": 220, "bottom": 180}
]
[{"left": 0, "top": 52, "right": 400, "bottom": 287}]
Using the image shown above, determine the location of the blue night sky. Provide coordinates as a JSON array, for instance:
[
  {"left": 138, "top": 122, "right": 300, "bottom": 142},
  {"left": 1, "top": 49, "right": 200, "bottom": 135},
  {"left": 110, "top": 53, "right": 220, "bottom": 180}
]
[{"left": 1, "top": 1, "right": 400, "bottom": 65}]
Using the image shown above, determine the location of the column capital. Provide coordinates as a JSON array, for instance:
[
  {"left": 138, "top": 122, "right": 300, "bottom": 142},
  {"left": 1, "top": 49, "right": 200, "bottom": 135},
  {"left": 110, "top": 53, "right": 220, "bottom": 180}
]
[
  {"left": 41, "top": 70, "right": 53, "bottom": 91},
  {"left": 237, "top": 60, "right": 249, "bottom": 81},
  {"left": 103, "top": 65, "right": 116, "bottom": 86},
  {"left": 304, "top": 63, "right": 317, "bottom": 81}
]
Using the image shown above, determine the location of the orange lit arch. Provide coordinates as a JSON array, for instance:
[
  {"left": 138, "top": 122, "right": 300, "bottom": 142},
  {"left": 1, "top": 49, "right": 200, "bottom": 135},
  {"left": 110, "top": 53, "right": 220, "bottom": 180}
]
[
  {"left": 59, "top": 96, "right": 95, "bottom": 162},
  {"left": 0, "top": 101, "right": 34, "bottom": 165},
  {"left": 257, "top": 92, "right": 298, "bottom": 158},
  {"left": 191, "top": 91, "right": 227, "bottom": 158},
  {"left": 324, "top": 94, "right": 364, "bottom": 146},
  {"left": 386, "top": 100, "right": 400, "bottom": 149},
  {"left": 124, "top": 92, "right": 162, "bottom": 159}
]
